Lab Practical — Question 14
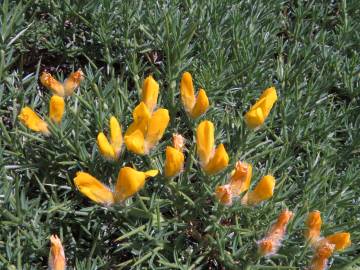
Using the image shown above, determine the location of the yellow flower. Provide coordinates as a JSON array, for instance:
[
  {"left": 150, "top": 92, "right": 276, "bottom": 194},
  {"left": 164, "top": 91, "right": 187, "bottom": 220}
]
[
  {"left": 114, "top": 167, "right": 158, "bottom": 202},
  {"left": 196, "top": 120, "right": 229, "bottom": 175},
  {"left": 125, "top": 102, "right": 170, "bottom": 155},
  {"left": 40, "top": 69, "right": 84, "bottom": 97},
  {"left": 97, "top": 116, "right": 123, "bottom": 160},
  {"left": 305, "top": 210, "right": 322, "bottom": 244},
  {"left": 48, "top": 234, "right": 66, "bottom": 270},
  {"left": 74, "top": 172, "right": 115, "bottom": 205},
  {"left": 164, "top": 146, "right": 184, "bottom": 178},
  {"left": 18, "top": 107, "right": 50, "bottom": 135},
  {"left": 245, "top": 87, "right": 278, "bottom": 129},
  {"left": 63, "top": 69, "right": 84, "bottom": 96},
  {"left": 40, "top": 72, "right": 65, "bottom": 97},
  {"left": 245, "top": 175, "right": 275, "bottom": 205},
  {"left": 164, "top": 133, "right": 186, "bottom": 178},
  {"left": 49, "top": 95, "right": 65, "bottom": 124},
  {"left": 180, "top": 72, "right": 209, "bottom": 119},
  {"left": 142, "top": 75, "right": 159, "bottom": 113},
  {"left": 325, "top": 232, "right": 351, "bottom": 251},
  {"left": 73, "top": 168, "right": 158, "bottom": 204}
]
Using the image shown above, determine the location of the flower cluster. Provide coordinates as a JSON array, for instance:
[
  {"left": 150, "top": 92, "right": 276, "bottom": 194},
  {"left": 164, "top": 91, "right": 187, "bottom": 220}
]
[
  {"left": 305, "top": 210, "right": 351, "bottom": 270},
  {"left": 215, "top": 161, "right": 276, "bottom": 206},
  {"left": 18, "top": 69, "right": 84, "bottom": 135},
  {"left": 18, "top": 69, "right": 351, "bottom": 268}
]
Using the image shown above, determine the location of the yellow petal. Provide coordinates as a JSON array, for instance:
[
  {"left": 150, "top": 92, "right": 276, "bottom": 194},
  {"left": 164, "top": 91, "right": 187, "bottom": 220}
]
[
  {"left": 49, "top": 95, "right": 65, "bottom": 124},
  {"left": 230, "top": 161, "right": 252, "bottom": 195},
  {"left": 124, "top": 102, "right": 151, "bottom": 155},
  {"left": 18, "top": 107, "right": 49, "bottom": 135},
  {"left": 305, "top": 210, "right": 322, "bottom": 244},
  {"left": 325, "top": 232, "right": 351, "bottom": 251},
  {"left": 40, "top": 72, "right": 65, "bottom": 97},
  {"left": 245, "top": 87, "right": 277, "bottom": 129},
  {"left": 245, "top": 106, "right": 265, "bottom": 129},
  {"left": 203, "top": 144, "right": 229, "bottom": 175},
  {"left": 115, "top": 167, "right": 158, "bottom": 202},
  {"left": 110, "top": 116, "right": 122, "bottom": 158},
  {"left": 97, "top": 132, "right": 116, "bottom": 160},
  {"left": 196, "top": 120, "right": 215, "bottom": 165},
  {"left": 144, "top": 170, "right": 159, "bottom": 177},
  {"left": 164, "top": 146, "right": 185, "bottom": 178},
  {"left": 124, "top": 128, "right": 145, "bottom": 155},
  {"left": 142, "top": 75, "right": 159, "bottom": 112},
  {"left": 247, "top": 175, "right": 276, "bottom": 205},
  {"left": 190, "top": 88, "right": 209, "bottom": 118},
  {"left": 215, "top": 184, "right": 233, "bottom": 205},
  {"left": 125, "top": 102, "right": 150, "bottom": 137},
  {"left": 73, "top": 172, "right": 114, "bottom": 205},
  {"left": 259, "top": 87, "right": 278, "bottom": 116},
  {"left": 49, "top": 234, "right": 66, "bottom": 270},
  {"left": 144, "top": 108, "right": 170, "bottom": 153},
  {"left": 63, "top": 69, "right": 84, "bottom": 96},
  {"left": 180, "top": 72, "right": 196, "bottom": 113}
]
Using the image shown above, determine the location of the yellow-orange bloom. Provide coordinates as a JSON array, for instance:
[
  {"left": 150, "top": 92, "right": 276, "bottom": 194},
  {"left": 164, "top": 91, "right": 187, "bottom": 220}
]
[
  {"left": 304, "top": 210, "right": 351, "bottom": 270},
  {"left": 325, "top": 232, "right": 351, "bottom": 251},
  {"left": 165, "top": 146, "right": 184, "bottom": 178},
  {"left": 258, "top": 209, "right": 293, "bottom": 256},
  {"left": 142, "top": 75, "right": 159, "bottom": 113},
  {"left": 40, "top": 72, "right": 65, "bottom": 97},
  {"left": 309, "top": 243, "right": 334, "bottom": 270},
  {"left": 18, "top": 107, "right": 50, "bottom": 135},
  {"left": 164, "top": 133, "right": 185, "bottom": 178},
  {"left": 40, "top": 69, "right": 84, "bottom": 97},
  {"left": 74, "top": 172, "right": 115, "bottom": 205},
  {"left": 245, "top": 175, "right": 275, "bottom": 205},
  {"left": 196, "top": 120, "right": 229, "bottom": 175},
  {"left": 180, "top": 72, "right": 209, "bottom": 119},
  {"left": 48, "top": 234, "right": 66, "bottom": 270},
  {"left": 245, "top": 87, "right": 277, "bottom": 129},
  {"left": 125, "top": 102, "right": 169, "bottom": 155},
  {"left": 114, "top": 167, "right": 158, "bottom": 202},
  {"left": 305, "top": 210, "right": 322, "bottom": 244},
  {"left": 63, "top": 69, "right": 84, "bottom": 96},
  {"left": 49, "top": 95, "right": 65, "bottom": 124},
  {"left": 97, "top": 116, "right": 123, "bottom": 160},
  {"left": 73, "top": 167, "right": 158, "bottom": 205}
]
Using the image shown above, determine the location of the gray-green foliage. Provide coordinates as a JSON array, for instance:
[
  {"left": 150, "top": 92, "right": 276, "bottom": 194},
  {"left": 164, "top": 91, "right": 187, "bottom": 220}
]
[{"left": 1, "top": 0, "right": 359, "bottom": 269}]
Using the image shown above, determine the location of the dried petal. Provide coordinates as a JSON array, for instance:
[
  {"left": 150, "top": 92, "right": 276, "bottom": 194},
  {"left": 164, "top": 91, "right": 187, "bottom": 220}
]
[
  {"left": 40, "top": 72, "right": 65, "bottom": 96},
  {"left": 63, "top": 69, "right": 84, "bottom": 96},
  {"left": 49, "top": 234, "right": 66, "bottom": 270}
]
